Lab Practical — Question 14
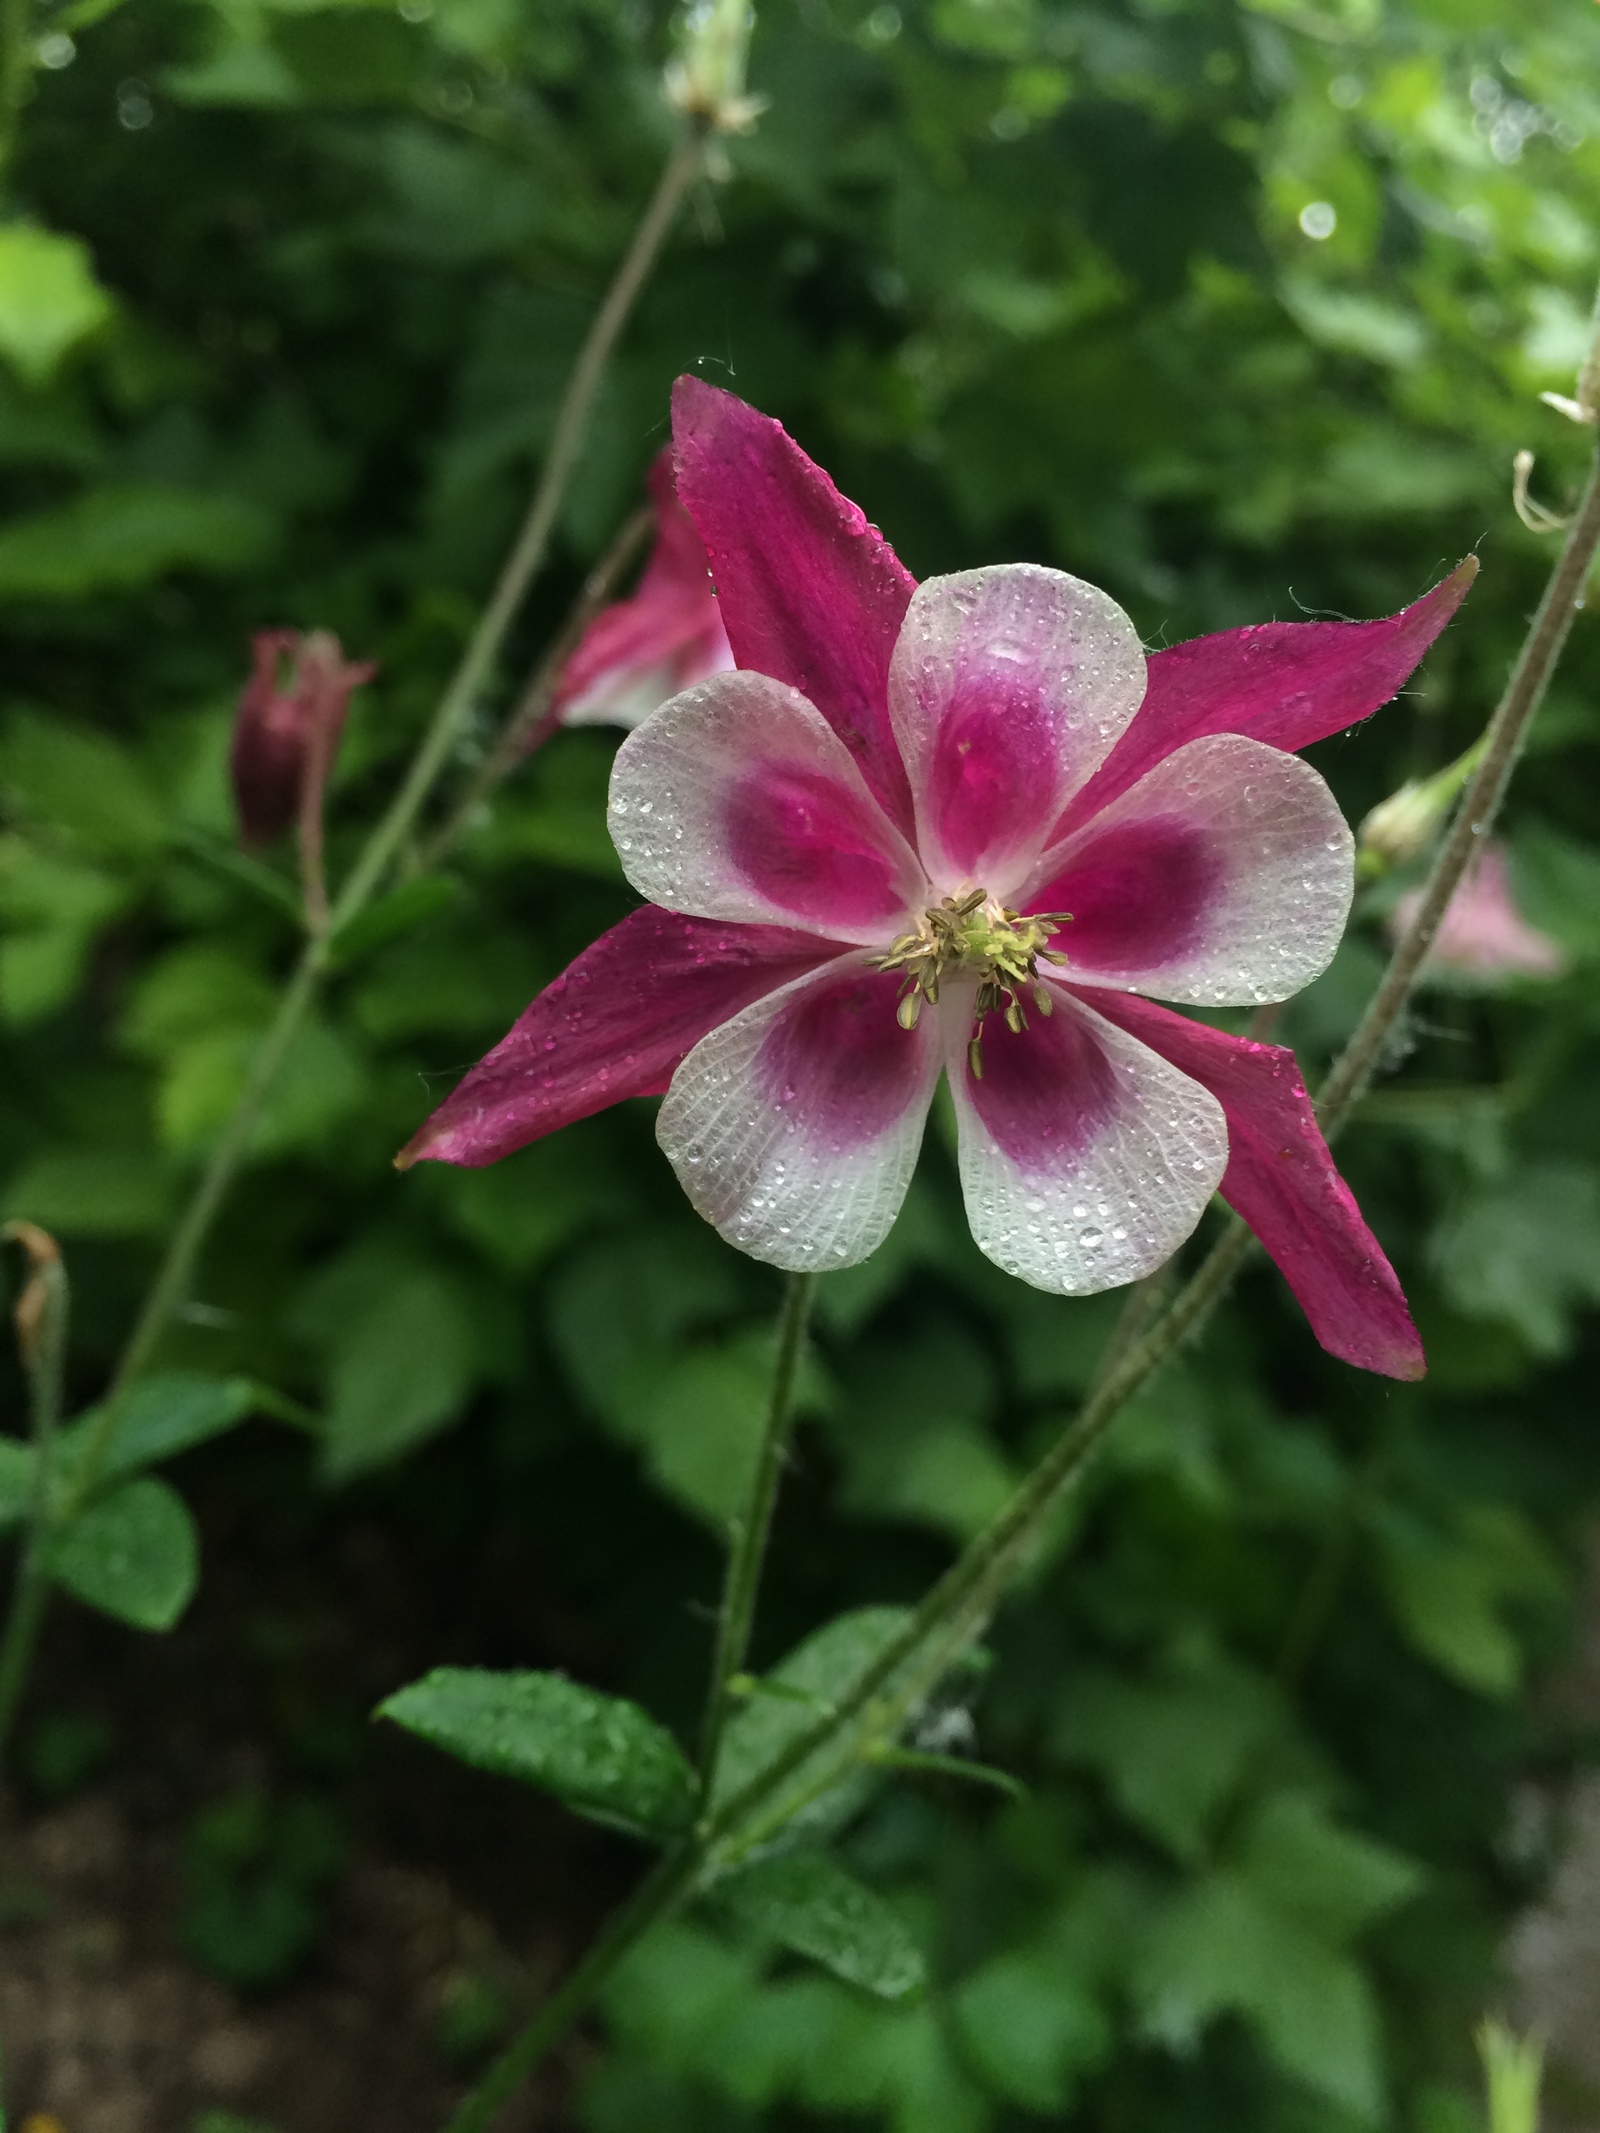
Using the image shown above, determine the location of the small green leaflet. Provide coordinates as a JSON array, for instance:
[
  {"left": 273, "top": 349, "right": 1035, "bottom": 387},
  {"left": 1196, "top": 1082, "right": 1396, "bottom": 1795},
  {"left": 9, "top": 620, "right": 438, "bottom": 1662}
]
[
  {"left": 715, "top": 1850, "right": 925, "bottom": 2001},
  {"left": 377, "top": 1668, "right": 697, "bottom": 1839},
  {"left": 63, "top": 1372, "right": 258, "bottom": 1485},
  {"left": 51, "top": 1476, "right": 199, "bottom": 1631},
  {"left": 0, "top": 1440, "right": 33, "bottom": 1530}
]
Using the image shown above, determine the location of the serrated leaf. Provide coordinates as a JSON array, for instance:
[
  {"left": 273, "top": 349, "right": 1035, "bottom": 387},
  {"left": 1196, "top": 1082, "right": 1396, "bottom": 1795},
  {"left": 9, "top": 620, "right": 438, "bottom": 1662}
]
[
  {"left": 51, "top": 1476, "right": 199, "bottom": 1631},
  {"left": 378, "top": 1668, "right": 696, "bottom": 1838},
  {"left": 715, "top": 1850, "right": 925, "bottom": 2000},
  {"left": 1135, "top": 1873, "right": 1384, "bottom": 2120},
  {"left": 1236, "top": 1794, "right": 1421, "bottom": 1946}
]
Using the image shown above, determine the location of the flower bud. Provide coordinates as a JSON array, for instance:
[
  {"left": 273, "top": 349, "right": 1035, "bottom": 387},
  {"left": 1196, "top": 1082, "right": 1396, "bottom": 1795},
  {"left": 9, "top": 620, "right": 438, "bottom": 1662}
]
[
  {"left": 1356, "top": 737, "right": 1484, "bottom": 880},
  {"left": 664, "top": 0, "right": 765, "bottom": 134},
  {"left": 230, "top": 629, "right": 375, "bottom": 850}
]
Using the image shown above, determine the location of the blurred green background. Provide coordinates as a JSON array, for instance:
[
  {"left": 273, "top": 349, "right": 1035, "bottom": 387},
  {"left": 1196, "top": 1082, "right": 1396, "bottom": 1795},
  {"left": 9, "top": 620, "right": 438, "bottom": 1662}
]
[{"left": 4, "top": 0, "right": 1600, "bottom": 2125}]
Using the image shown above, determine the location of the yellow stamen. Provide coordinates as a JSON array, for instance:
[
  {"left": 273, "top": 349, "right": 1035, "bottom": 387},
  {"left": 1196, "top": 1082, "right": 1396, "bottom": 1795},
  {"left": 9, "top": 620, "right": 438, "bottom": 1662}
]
[{"left": 873, "top": 890, "right": 1071, "bottom": 1077}]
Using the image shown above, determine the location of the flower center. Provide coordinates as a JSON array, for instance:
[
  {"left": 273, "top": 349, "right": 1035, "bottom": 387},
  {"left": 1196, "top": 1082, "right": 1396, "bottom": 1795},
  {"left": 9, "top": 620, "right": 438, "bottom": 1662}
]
[{"left": 872, "top": 889, "right": 1072, "bottom": 1078}]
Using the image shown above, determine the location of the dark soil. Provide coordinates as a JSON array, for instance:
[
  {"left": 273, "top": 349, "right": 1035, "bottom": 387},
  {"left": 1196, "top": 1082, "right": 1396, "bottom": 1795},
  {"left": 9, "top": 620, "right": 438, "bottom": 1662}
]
[{"left": 0, "top": 1425, "right": 650, "bottom": 2133}]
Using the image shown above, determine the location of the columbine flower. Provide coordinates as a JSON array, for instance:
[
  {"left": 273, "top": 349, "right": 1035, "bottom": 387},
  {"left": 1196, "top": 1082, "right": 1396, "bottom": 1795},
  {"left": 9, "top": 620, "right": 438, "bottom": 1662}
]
[
  {"left": 401, "top": 381, "right": 1478, "bottom": 1380},
  {"left": 1393, "top": 844, "right": 1565, "bottom": 980},
  {"left": 230, "top": 628, "right": 375, "bottom": 849},
  {"left": 554, "top": 450, "right": 733, "bottom": 730}
]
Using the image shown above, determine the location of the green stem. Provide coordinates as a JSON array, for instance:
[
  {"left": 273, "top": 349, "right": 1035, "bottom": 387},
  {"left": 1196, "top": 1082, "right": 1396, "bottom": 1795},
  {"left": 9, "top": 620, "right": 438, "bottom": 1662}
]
[
  {"left": 0, "top": 1224, "right": 69, "bottom": 1769},
  {"left": 332, "top": 124, "right": 706, "bottom": 928},
  {"left": 418, "top": 500, "right": 654, "bottom": 873},
  {"left": 697, "top": 1270, "right": 816, "bottom": 1788},
  {"left": 104, "top": 945, "right": 322, "bottom": 1414},
  {"left": 442, "top": 1848, "right": 700, "bottom": 2133},
  {"left": 1319, "top": 434, "right": 1600, "bottom": 1140}
]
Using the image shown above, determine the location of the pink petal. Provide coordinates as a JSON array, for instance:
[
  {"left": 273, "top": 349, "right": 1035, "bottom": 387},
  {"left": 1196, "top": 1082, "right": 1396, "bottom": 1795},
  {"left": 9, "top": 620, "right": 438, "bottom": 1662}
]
[
  {"left": 558, "top": 449, "right": 735, "bottom": 731},
  {"left": 608, "top": 671, "right": 926, "bottom": 940},
  {"left": 1024, "top": 734, "right": 1353, "bottom": 1004},
  {"left": 943, "top": 981, "right": 1227, "bottom": 1294},
  {"left": 1392, "top": 844, "right": 1566, "bottom": 980},
  {"left": 397, "top": 907, "right": 836, "bottom": 1168},
  {"left": 888, "top": 566, "right": 1146, "bottom": 898},
  {"left": 1081, "top": 991, "right": 1424, "bottom": 1379},
  {"left": 671, "top": 377, "right": 918, "bottom": 834},
  {"left": 1052, "top": 559, "right": 1478, "bottom": 839},
  {"left": 657, "top": 955, "right": 941, "bottom": 1270}
]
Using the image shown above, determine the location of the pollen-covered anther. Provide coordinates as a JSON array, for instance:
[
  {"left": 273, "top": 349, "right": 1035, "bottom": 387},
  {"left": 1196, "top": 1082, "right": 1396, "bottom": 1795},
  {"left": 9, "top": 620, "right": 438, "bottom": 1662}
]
[{"left": 873, "top": 891, "right": 1071, "bottom": 1071}]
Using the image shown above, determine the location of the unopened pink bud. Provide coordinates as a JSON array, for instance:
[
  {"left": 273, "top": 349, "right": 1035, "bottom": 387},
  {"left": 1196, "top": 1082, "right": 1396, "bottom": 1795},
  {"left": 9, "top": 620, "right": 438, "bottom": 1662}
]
[{"left": 230, "top": 629, "right": 375, "bottom": 849}]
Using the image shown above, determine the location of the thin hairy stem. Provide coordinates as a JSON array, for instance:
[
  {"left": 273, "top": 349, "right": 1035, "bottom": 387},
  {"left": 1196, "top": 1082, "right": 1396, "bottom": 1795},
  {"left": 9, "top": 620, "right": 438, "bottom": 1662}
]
[
  {"left": 442, "top": 1848, "right": 700, "bottom": 2133},
  {"left": 333, "top": 125, "right": 706, "bottom": 928},
  {"left": 420, "top": 501, "right": 654, "bottom": 871},
  {"left": 1320, "top": 436, "right": 1600, "bottom": 1138},
  {"left": 103, "top": 947, "right": 323, "bottom": 1415},
  {"left": 697, "top": 1271, "right": 816, "bottom": 1786},
  {"left": 0, "top": 1224, "right": 69, "bottom": 1767}
]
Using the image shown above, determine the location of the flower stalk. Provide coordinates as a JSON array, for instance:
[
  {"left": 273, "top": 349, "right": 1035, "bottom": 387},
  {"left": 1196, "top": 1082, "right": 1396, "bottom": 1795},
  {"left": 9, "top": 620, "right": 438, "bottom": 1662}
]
[
  {"left": 696, "top": 1269, "right": 816, "bottom": 1786},
  {"left": 434, "top": 327, "right": 1600, "bottom": 2128},
  {"left": 0, "top": 1222, "right": 69, "bottom": 1766}
]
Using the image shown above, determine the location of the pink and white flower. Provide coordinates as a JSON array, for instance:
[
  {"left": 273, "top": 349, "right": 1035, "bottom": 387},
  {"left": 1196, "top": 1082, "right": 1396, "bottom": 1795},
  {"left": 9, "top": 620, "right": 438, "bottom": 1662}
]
[
  {"left": 554, "top": 449, "right": 733, "bottom": 730},
  {"left": 1392, "top": 843, "right": 1565, "bottom": 980},
  {"left": 403, "top": 380, "right": 1479, "bottom": 1380}
]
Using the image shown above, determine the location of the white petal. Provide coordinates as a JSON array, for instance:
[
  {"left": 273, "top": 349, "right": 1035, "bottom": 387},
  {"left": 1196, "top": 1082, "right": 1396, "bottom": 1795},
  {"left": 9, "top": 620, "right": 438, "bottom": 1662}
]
[
  {"left": 608, "top": 672, "right": 926, "bottom": 940},
  {"left": 1022, "top": 733, "right": 1354, "bottom": 1005},
  {"left": 944, "top": 984, "right": 1227, "bottom": 1294},
  {"left": 658, "top": 955, "right": 942, "bottom": 1272},
  {"left": 887, "top": 564, "right": 1147, "bottom": 897}
]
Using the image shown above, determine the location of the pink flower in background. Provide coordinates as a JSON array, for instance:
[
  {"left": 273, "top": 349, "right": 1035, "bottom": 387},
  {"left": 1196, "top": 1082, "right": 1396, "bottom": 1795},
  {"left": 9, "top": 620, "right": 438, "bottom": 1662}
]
[
  {"left": 554, "top": 449, "right": 733, "bottom": 730},
  {"left": 1393, "top": 844, "right": 1565, "bottom": 979},
  {"left": 402, "top": 380, "right": 1479, "bottom": 1379},
  {"left": 230, "top": 628, "right": 375, "bottom": 848}
]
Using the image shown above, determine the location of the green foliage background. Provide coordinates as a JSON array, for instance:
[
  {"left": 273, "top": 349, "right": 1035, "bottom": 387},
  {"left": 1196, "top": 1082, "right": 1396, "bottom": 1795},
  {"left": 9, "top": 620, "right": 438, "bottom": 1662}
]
[{"left": 4, "top": 0, "right": 1600, "bottom": 2124}]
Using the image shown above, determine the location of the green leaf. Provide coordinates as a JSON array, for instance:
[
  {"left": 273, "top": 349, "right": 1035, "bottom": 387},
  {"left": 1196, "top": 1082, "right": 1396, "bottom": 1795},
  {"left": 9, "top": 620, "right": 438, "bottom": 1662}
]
[
  {"left": 1235, "top": 1794, "right": 1421, "bottom": 1946},
  {"left": 377, "top": 1668, "right": 696, "bottom": 1838},
  {"left": 1050, "top": 1650, "right": 1281, "bottom": 1860},
  {"left": 1372, "top": 1501, "right": 1561, "bottom": 1697},
  {"left": 0, "top": 1150, "right": 174, "bottom": 1237},
  {"left": 0, "top": 712, "right": 168, "bottom": 857},
  {"left": 0, "top": 483, "right": 273, "bottom": 600},
  {"left": 710, "top": 1607, "right": 920, "bottom": 1856},
  {"left": 1135, "top": 1873, "right": 1385, "bottom": 2120},
  {"left": 62, "top": 1373, "right": 257, "bottom": 1486},
  {"left": 715, "top": 1851, "right": 925, "bottom": 2000},
  {"left": 51, "top": 1476, "right": 199, "bottom": 1631},
  {"left": 325, "top": 875, "right": 461, "bottom": 967},
  {"left": 0, "top": 226, "right": 113, "bottom": 385},
  {"left": 951, "top": 1948, "right": 1111, "bottom": 2111},
  {"left": 320, "top": 1265, "right": 479, "bottom": 1481}
]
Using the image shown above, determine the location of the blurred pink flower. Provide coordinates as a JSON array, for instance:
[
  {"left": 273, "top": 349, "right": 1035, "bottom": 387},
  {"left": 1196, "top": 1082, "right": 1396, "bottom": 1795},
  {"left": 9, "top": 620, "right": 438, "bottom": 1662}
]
[
  {"left": 402, "top": 380, "right": 1480, "bottom": 1379},
  {"left": 230, "top": 629, "right": 375, "bottom": 849},
  {"left": 1393, "top": 843, "right": 1565, "bottom": 979},
  {"left": 554, "top": 450, "right": 733, "bottom": 730}
]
